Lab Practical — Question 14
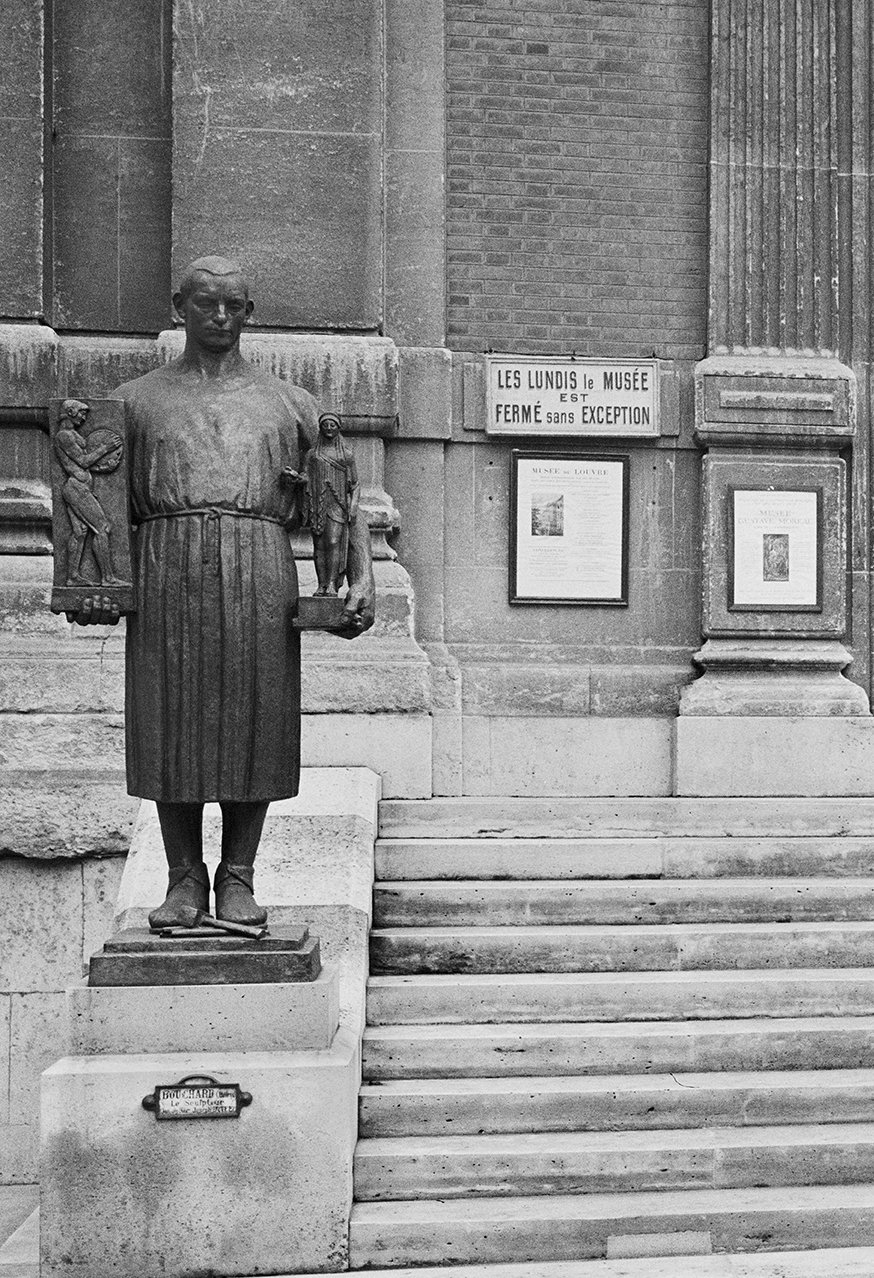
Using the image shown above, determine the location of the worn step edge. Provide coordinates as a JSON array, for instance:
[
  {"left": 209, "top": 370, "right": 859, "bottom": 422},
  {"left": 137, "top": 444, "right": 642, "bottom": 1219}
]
[
  {"left": 370, "top": 921, "right": 874, "bottom": 974},
  {"left": 349, "top": 1182, "right": 874, "bottom": 1267},
  {"left": 375, "top": 836, "right": 874, "bottom": 880},
  {"left": 354, "top": 1122, "right": 874, "bottom": 1198},
  {"left": 280, "top": 1246, "right": 874, "bottom": 1278},
  {"left": 360, "top": 1066, "right": 874, "bottom": 1099},
  {"left": 378, "top": 796, "right": 874, "bottom": 839}
]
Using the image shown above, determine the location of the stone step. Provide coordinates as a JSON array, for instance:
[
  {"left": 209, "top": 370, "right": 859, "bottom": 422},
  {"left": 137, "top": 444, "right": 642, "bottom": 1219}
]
[
  {"left": 367, "top": 969, "right": 874, "bottom": 1026},
  {"left": 375, "top": 836, "right": 874, "bottom": 881},
  {"left": 354, "top": 1122, "right": 874, "bottom": 1200},
  {"left": 379, "top": 797, "right": 874, "bottom": 841},
  {"left": 372, "top": 879, "right": 874, "bottom": 928},
  {"left": 281, "top": 1246, "right": 874, "bottom": 1278},
  {"left": 370, "top": 921, "right": 874, "bottom": 975},
  {"left": 349, "top": 1182, "right": 874, "bottom": 1268},
  {"left": 362, "top": 1016, "right": 874, "bottom": 1079},
  {"left": 358, "top": 1068, "right": 874, "bottom": 1137}
]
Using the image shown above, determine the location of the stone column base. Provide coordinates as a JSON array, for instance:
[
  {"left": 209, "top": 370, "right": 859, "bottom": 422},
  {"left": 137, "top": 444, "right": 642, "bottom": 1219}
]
[{"left": 679, "top": 639, "right": 870, "bottom": 717}]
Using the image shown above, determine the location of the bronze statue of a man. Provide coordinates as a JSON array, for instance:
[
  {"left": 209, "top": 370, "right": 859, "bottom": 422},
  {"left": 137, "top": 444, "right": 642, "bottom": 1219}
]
[{"left": 70, "top": 256, "right": 375, "bottom": 927}]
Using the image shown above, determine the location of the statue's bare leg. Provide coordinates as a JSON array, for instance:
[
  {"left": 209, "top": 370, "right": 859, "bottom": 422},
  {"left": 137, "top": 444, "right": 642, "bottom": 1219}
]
[
  {"left": 91, "top": 524, "right": 125, "bottom": 586},
  {"left": 214, "top": 800, "right": 269, "bottom": 925},
  {"left": 148, "top": 801, "right": 209, "bottom": 928}
]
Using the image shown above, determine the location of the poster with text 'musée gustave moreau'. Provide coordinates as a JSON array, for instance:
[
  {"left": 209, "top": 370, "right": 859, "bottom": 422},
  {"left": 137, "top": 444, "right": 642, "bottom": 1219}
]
[
  {"left": 731, "top": 488, "right": 821, "bottom": 610},
  {"left": 510, "top": 452, "right": 629, "bottom": 605}
]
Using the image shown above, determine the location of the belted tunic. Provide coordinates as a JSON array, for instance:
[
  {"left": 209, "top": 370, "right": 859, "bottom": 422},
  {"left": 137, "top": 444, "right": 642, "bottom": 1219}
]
[{"left": 114, "top": 360, "right": 319, "bottom": 803}]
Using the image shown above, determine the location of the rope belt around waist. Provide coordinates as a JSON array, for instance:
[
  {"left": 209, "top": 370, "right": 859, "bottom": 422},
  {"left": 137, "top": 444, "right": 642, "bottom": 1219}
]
[{"left": 136, "top": 507, "right": 286, "bottom": 568}]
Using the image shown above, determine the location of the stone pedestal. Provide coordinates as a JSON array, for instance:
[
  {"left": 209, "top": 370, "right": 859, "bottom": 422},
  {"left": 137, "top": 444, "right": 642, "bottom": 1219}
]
[
  {"left": 681, "top": 356, "right": 867, "bottom": 721},
  {"left": 41, "top": 1035, "right": 358, "bottom": 1278}
]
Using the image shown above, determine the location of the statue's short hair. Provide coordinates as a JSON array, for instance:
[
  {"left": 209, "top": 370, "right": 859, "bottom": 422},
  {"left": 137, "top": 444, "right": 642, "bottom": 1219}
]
[{"left": 176, "top": 256, "right": 248, "bottom": 302}]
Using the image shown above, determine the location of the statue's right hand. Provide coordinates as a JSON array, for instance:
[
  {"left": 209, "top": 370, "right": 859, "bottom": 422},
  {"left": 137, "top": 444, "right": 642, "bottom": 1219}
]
[{"left": 66, "top": 595, "right": 121, "bottom": 626}]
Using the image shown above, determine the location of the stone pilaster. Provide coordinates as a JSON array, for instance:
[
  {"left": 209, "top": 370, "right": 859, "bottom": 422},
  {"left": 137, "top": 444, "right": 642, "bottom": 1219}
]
[{"left": 682, "top": 0, "right": 871, "bottom": 724}]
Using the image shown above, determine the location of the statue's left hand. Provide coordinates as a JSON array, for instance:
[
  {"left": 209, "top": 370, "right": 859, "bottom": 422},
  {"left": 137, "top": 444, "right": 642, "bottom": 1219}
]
[{"left": 335, "top": 579, "right": 375, "bottom": 640}]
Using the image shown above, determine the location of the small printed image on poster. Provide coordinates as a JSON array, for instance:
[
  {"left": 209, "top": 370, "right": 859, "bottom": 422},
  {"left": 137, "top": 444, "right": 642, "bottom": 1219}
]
[
  {"left": 511, "top": 452, "right": 628, "bottom": 605},
  {"left": 531, "top": 493, "right": 564, "bottom": 537},
  {"left": 762, "top": 532, "right": 790, "bottom": 582}
]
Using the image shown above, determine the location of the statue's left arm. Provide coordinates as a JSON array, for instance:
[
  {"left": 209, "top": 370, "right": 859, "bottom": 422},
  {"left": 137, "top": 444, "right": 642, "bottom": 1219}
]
[{"left": 340, "top": 501, "right": 375, "bottom": 638}]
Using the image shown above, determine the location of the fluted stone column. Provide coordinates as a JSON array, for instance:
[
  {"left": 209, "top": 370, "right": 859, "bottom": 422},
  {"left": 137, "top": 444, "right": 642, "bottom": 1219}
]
[{"left": 677, "top": 0, "right": 874, "bottom": 792}]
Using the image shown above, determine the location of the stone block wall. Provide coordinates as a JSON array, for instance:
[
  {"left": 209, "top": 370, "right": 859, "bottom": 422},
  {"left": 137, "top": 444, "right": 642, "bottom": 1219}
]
[{"left": 0, "top": 853, "right": 124, "bottom": 1182}]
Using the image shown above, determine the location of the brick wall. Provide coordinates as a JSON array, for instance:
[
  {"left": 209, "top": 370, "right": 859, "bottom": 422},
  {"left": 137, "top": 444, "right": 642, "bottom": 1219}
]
[{"left": 445, "top": 0, "right": 710, "bottom": 358}]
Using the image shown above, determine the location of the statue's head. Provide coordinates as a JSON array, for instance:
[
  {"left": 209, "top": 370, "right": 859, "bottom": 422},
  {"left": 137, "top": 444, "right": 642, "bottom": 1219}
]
[
  {"left": 173, "top": 255, "right": 254, "bottom": 353},
  {"left": 61, "top": 398, "right": 89, "bottom": 427},
  {"left": 318, "top": 413, "right": 341, "bottom": 441}
]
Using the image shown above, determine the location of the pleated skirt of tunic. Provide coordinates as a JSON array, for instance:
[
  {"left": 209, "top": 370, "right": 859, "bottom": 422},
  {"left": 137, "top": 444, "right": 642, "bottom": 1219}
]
[{"left": 125, "top": 511, "right": 301, "bottom": 803}]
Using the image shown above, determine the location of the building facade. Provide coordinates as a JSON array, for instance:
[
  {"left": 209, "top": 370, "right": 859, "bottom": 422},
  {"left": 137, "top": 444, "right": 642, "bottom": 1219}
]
[{"left": 2, "top": 0, "right": 873, "bottom": 1184}]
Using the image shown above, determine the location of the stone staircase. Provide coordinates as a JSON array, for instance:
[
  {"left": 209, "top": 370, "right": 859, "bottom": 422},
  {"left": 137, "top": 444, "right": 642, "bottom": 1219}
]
[{"left": 348, "top": 796, "right": 874, "bottom": 1273}]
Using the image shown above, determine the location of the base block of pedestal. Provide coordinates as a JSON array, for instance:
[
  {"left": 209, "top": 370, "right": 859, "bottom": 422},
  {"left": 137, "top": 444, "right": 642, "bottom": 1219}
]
[
  {"left": 40, "top": 1034, "right": 358, "bottom": 1278},
  {"left": 676, "top": 716, "right": 874, "bottom": 796}
]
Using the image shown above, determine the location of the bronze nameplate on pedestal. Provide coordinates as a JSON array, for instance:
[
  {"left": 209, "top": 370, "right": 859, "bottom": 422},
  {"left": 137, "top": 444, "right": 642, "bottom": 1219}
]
[
  {"left": 49, "top": 396, "right": 135, "bottom": 615},
  {"left": 142, "top": 1074, "right": 252, "bottom": 1121}
]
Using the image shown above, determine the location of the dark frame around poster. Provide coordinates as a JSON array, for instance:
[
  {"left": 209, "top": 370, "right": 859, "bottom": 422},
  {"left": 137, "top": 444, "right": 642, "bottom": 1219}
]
[{"left": 509, "top": 450, "right": 630, "bottom": 606}]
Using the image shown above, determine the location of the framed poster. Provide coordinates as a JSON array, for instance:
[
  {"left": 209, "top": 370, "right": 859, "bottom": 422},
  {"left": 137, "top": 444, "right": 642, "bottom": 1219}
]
[
  {"left": 509, "top": 451, "right": 629, "bottom": 606},
  {"left": 729, "top": 487, "right": 822, "bottom": 611}
]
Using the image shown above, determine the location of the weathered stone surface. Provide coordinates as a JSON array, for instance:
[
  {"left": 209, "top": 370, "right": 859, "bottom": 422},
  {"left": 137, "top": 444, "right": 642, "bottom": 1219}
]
[
  {"left": 0, "top": 775, "right": 136, "bottom": 859},
  {"left": 0, "top": 326, "right": 58, "bottom": 406},
  {"left": 349, "top": 1183, "right": 874, "bottom": 1268},
  {"left": 0, "top": 996, "right": 9, "bottom": 1126},
  {"left": 384, "top": 0, "right": 445, "bottom": 344},
  {"left": 0, "top": 479, "right": 51, "bottom": 555},
  {"left": 50, "top": 0, "right": 171, "bottom": 331},
  {"left": 9, "top": 992, "right": 67, "bottom": 1117},
  {"left": 676, "top": 717, "right": 874, "bottom": 796},
  {"left": 173, "top": 0, "right": 382, "bottom": 329},
  {"left": 81, "top": 857, "right": 125, "bottom": 968},
  {"left": 0, "top": 858, "right": 84, "bottom": 991},
  {"left": 681, "top": 641, "right": 869, "bottom": 716},
  {"left": 58, "top": 334, "right": 158, "bottom": 398},
  {"left": 459, "top": 716, "right": 672, "bottom": 797},
  {"left": 0, "top": 0, "right": 43, "bottom": 318},
  {"left": 302, "top": 714, "right": 432, "bottom": 799},
  {"left": 398, "top": 349, "right": 452, "bottom": 441},
  {"left": 360, "top": 1019, "right": 874, "bottom": 1082},
  {"left": 359, "top": 1069, "right": 874, "bottom": 1137},
  {"left": 379, "top": 795, "right": 874, "bottom": 840},
  {"left": 370, "top": 922, "right": 874, "bottom": 978},
  {"left": 355, "top": 1124, "right": 874, "bottom": 1201},
  {"left": 68, "top": 972, "right": 339, "bottom": 1054},
  {"left": 301, "top": 638, "right": 430, "bottom": 714},
  {"left": 158, "top": 330, "right": 399, "bottom": 425},
  {"left": 385, "top": 441, "right": 446, "bottom": 643},
  {"left": 0, "top": 1124, "right": 36, "bottom": 1185},
  {"left": 41, "top": 1036, "right": 359, "bottom": 1277}
]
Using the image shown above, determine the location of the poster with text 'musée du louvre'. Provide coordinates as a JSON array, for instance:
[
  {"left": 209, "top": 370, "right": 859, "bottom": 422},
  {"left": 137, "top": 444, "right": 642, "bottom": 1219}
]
[{"left": 510, "top": 451, "right": 629, "bottom": 606}]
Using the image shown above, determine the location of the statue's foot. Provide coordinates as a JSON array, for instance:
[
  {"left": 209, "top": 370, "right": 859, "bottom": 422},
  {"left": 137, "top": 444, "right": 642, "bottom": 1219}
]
[
  {"left": 214, "top": 862, "right": 268, "bottom": 926},
  {"left": 148, "top": 863, "right": 210, "bottom": 929}
]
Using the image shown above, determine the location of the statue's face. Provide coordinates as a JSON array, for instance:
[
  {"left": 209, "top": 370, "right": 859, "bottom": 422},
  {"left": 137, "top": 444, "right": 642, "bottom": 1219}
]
[
  {"left": 320, "top": 417, "right": 340, "bottom": 439},
  {"left": 177, "top": 273, "right": 253, "bottom": 352}
]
